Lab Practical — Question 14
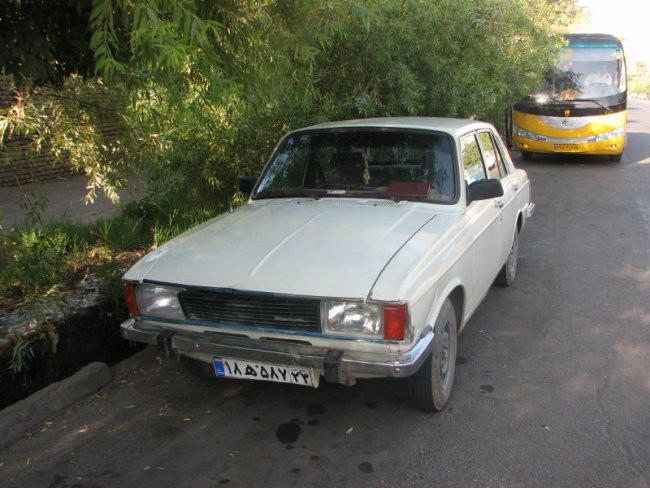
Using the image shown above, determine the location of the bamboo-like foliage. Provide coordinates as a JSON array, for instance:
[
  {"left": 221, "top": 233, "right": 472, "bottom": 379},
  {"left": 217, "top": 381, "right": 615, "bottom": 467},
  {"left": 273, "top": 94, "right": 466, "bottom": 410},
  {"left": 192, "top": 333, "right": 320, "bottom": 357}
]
[{"left": 2, "top": 0, "right": 574, "bottom": 207}]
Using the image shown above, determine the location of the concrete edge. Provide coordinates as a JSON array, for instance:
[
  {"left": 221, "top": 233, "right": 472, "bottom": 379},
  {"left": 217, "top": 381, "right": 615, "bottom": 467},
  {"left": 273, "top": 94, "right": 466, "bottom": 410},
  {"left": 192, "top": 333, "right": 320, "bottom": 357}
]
[{"left": 0, "top": 362, "right": 112, "bottom": 449}]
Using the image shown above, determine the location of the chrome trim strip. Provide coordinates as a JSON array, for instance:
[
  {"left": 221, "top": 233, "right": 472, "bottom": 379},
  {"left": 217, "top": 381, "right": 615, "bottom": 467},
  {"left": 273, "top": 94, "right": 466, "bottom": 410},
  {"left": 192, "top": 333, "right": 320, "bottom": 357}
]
[
  {"left": 539, "top": 115, "right": 596, "bottom": 130},
  {"left": 132, "top": 316, "right": 389, "bottom": 344},
  {"left": 514, "top": 125, "right": 624, "bottom": 144},
  {"left": 523, "top": 202, "right": 536, "bottom": 219},
  {"left": 120, "top": 318, "right": 158, "bottom": 345}
]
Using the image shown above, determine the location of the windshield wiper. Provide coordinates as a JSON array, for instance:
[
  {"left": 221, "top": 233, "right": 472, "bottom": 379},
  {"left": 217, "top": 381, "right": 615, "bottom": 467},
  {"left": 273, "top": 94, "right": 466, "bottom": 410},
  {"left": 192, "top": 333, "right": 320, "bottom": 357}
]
[
  {"left": 576, "top": 98, "right": 611, "bottom": 113},
  {"left": 322, "top": 184, "right": 401, "bottom": 202},
  {"left": 254, "top": 188, "right": 321, "bottom": 200},
  {"left": 549, "top": 96, "right": 611, "bottom": 113}
]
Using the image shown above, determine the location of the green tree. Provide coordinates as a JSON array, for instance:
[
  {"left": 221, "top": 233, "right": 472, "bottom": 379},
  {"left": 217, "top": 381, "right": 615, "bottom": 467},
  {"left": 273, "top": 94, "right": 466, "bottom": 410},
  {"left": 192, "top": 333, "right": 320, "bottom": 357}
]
[
  {"left": 2, "top": 0, "right": 575, "bottom": 208},
  {"left": 0, "top": 0, "right": 95, "bottom": 87}
]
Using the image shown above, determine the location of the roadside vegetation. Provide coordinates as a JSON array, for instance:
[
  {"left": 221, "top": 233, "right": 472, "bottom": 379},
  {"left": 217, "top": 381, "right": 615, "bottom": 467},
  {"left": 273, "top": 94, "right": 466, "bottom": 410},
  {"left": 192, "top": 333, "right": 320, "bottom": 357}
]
[
  {"left": 0, "top": 0, "right": 578, "bottom": 370},
  {"left": 629, "top": 63, "right": 650, "bottom": 98}
]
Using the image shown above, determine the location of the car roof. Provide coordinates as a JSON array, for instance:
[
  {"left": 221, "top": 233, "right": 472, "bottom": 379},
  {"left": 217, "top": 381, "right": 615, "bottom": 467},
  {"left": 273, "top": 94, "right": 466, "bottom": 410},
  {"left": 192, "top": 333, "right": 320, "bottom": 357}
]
[{"left": 297, "top": 117, "right": 493, "bottom": 138}]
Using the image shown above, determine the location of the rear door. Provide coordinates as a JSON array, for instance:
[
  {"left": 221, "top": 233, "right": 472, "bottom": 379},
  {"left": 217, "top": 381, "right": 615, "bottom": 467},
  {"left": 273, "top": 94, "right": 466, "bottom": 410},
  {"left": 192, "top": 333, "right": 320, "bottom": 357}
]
[
  {"left": 460, "top": 132, "right": 503, "bottom": 311},
  {"left": 476, "top": 130, "right": 517, "bottom": 265}
]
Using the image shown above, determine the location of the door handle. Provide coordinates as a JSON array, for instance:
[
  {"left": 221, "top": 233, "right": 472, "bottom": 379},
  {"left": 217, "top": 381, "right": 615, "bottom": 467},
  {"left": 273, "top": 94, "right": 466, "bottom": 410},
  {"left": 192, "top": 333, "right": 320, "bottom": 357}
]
[
  {"left": 512, "top": 184, "right": 519, "bottom": 192},
  {"left": 495, "top": 200, "right": 504, "bottom": 209}
]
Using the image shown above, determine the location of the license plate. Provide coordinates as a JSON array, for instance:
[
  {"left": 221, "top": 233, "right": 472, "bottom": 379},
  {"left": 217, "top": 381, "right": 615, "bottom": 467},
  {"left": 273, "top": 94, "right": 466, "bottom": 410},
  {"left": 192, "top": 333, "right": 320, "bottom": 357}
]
[
  {"left": 554, "top": 144, "right": 580, "bottom": 152},
  {"left": 213, "top": 356, "right": 319, "bottom": 387}
]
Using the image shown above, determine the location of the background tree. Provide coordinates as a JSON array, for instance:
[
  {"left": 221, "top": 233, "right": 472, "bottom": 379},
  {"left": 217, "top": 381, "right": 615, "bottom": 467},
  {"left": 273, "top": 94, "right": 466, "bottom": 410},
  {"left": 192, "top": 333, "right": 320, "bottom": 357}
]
[
  {"left": 0, "top": 0, "right": 95, "bottom": 87},
  {"left": 2, "top": 0, "right": 576, "bottom": 208}
]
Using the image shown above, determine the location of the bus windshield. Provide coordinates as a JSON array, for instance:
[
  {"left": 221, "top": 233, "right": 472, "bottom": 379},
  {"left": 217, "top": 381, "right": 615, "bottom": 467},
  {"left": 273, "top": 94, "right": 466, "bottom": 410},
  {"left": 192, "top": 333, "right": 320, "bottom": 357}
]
[{"left": 534, "top": 46, "right": 626, "bottom": 101}]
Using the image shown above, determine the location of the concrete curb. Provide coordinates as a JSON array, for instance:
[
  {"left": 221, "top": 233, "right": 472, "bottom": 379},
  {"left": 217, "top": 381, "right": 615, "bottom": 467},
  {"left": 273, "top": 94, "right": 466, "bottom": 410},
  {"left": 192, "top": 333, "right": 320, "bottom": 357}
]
[{"left": 0, "top": 362, "right": 112, "bottom": 448}]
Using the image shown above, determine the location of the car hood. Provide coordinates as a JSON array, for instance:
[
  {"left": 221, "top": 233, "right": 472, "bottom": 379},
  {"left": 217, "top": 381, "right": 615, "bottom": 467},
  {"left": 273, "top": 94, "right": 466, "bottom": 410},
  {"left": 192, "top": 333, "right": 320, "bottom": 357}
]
[{"left": 125, "top": 199, "right": 439, "bottom": 299}]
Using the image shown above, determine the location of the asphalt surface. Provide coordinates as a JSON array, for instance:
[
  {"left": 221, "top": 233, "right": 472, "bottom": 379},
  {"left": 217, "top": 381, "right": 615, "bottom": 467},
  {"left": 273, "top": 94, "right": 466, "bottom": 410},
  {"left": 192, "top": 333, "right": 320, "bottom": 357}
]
[
  {"left": 0, "top": 363, "right": 112, "bottom": 449},
  {"left": 0, "top": 101, "right": 649, "bottom": 487}
]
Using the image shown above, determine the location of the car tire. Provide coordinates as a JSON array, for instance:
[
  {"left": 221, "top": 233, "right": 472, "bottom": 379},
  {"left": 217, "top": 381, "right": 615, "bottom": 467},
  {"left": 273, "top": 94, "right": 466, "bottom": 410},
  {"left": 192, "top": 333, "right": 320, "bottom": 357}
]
[
  {"left": 495, "top": 230, "right": 519, "bottom": 287},
  {"left": 521, "top": 151, "right": 533, "bottom": 161},
  {"left": 408, "top": 299, "right": 458, "bottom": 412},
  {"left": 181, "top": 355, "right": 217, "bottom": 380}
]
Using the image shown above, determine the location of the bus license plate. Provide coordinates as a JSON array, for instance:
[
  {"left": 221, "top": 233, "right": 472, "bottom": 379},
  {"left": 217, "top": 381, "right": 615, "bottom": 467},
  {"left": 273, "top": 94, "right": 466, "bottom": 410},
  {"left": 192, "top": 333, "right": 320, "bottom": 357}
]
[
  {"left": 554, "top": 144, "right": 580, "bottom": 152},
  {"left": 213, "top": 356, "right": 319, "bottom": 387}
]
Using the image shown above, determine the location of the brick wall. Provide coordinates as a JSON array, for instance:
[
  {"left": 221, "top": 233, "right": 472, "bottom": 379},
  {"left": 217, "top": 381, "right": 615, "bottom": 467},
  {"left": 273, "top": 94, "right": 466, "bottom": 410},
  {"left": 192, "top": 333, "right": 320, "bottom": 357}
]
[{"left": 0, "top": 76, "right": 78, "bottom": 187}]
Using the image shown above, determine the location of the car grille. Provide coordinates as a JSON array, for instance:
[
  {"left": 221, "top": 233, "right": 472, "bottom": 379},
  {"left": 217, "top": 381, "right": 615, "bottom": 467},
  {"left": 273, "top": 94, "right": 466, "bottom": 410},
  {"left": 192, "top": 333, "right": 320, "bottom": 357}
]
[{"left": 178, "top": 289, "right": 322, "bottom": 333}]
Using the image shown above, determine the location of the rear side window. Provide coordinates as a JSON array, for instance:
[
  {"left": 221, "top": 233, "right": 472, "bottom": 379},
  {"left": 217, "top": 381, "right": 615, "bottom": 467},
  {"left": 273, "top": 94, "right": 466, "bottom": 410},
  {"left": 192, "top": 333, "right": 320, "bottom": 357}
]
[
  {"left": 477, "top": 131, "right": 508, "bottom": 179},
  {"left": 460, "top": 134, "right": 486, "bottom": 185}
]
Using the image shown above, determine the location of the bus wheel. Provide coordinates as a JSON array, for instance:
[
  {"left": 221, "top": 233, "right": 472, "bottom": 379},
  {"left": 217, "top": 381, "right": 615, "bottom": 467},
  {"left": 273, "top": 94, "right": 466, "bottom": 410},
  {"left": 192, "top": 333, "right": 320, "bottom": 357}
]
[
  {"left": 521, "top": 151, "right": 533, "bottom": 161},
  {"left": 609, "top": 154, "right": 622, "bottom": 163}
]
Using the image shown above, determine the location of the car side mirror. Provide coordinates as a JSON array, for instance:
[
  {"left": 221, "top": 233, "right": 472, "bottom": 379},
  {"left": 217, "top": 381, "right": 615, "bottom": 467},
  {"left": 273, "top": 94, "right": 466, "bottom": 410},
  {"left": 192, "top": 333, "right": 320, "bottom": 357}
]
[
  {"left": 238, "top": 176, "right": 257, "bottom": 196},
  {"left": 467, "top": 179, "right": 504, "bottom": 203}
]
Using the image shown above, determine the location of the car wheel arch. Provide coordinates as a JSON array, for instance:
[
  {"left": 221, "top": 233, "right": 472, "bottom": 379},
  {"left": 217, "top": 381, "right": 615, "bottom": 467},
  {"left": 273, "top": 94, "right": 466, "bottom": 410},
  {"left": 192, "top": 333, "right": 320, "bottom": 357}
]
[
  {"left": 425, "top": 283, "right": 465, "bottom": 336},
  {"left": 516, "top": 211, "right": 525, "bottom": 234},
  {"left": 447, "top": 286, "right": 464, "bottom": 333}
]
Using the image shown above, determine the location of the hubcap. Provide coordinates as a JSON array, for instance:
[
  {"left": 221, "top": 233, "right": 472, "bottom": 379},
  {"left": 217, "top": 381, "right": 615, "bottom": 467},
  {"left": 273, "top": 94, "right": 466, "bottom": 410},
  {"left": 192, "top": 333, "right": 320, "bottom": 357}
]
[
  {"left": 507, "top": 237, "right": 518, "bottom": 280},
  {"left": 439, "top": 322, "right": 451, "bottom": 383}
]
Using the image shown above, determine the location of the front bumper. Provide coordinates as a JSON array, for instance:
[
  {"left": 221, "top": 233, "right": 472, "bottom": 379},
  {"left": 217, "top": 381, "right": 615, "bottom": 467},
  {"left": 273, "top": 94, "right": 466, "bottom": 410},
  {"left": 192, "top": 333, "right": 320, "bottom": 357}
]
[
  {"left": 121, "top": 319, "right": 433, "bottom": 386},
  {"left": 513, "top": 135, "right": 625, "bottom": 156}
]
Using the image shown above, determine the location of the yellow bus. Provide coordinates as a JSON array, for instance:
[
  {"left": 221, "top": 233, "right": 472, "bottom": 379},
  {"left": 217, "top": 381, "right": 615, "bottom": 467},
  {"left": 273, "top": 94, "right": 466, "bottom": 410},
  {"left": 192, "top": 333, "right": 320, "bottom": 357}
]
[{"left": 508, "top": 33, "right": 627, "bottom": 162}]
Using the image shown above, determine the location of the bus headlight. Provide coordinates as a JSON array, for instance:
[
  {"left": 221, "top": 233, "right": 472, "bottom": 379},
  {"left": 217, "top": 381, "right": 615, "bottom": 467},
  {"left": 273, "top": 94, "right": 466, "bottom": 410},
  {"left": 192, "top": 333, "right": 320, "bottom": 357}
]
[
  {"left": 593, "top": 126, "right": 625, "bottom": 142},
  {"left": 513, "top": 126, "right": 547, "bottom": 142}
]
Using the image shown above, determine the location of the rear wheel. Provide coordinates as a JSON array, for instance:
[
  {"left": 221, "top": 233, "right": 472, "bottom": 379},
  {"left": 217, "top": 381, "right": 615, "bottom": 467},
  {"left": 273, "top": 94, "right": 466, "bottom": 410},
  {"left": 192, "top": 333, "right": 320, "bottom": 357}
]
[
  {"left": 408, "top": 299, "right": 458, "bottom": 411},
  {"left": 495, "top": 231, "right": 519, "bottom": 287}
]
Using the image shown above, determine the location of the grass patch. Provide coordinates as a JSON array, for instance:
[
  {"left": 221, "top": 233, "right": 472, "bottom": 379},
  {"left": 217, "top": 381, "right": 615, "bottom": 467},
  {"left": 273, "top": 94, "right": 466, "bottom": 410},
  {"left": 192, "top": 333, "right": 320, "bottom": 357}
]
[
  {"left": 1, "top": 196, "right": 224, "bottom": 374},
  {"left": 0, "top": 197, "right": 224, "bottom": 314}
]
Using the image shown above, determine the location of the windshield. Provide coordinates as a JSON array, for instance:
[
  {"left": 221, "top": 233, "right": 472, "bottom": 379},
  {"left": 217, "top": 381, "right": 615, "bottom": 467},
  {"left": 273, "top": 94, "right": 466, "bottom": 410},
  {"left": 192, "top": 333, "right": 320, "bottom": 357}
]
[
  {"left": 254, "top": 129, "right": 457, "bottom": 203},
  {"left": 535, "top": 46, "right": 626, "bottom": 101}
]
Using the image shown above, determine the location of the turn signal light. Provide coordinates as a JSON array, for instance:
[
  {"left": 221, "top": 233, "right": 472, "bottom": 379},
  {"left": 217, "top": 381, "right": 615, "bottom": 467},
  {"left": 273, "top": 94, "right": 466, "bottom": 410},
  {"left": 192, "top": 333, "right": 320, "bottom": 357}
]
[
  {"left": 124, "top": 282, "right": 139, "bottom": 317},
  {"left": 383, "top": 304, "right": 409, "bottom": 341}
]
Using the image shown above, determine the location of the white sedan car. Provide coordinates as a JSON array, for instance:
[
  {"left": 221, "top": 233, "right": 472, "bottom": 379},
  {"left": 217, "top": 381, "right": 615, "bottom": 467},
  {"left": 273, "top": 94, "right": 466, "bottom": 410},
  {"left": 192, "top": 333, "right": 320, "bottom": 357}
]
[{"left": 121, "top": 117, "right": 534, "bottom": 411}]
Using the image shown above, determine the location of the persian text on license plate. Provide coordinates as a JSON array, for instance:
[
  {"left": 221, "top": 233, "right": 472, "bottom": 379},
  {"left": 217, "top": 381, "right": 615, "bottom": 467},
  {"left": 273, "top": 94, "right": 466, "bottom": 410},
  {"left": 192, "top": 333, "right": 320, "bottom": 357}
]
[
  {"left": 554, "top": 144, "right": 580, "bottom": 152},
  {"left": 213, "top": 356, "right": 319, "bottom": 387}
]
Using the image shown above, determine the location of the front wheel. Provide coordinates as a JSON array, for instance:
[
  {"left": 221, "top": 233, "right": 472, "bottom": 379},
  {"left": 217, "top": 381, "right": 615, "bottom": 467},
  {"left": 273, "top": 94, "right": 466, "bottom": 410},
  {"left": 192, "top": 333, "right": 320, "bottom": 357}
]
[{"left": 408, "top": 299, "right": 458, "bottom": 412}]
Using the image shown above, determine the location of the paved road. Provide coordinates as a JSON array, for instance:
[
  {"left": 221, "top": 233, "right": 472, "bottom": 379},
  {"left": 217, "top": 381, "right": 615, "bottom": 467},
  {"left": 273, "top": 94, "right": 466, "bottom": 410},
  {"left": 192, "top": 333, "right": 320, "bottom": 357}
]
[
  {"left": 0, "top": 173, "right": 142, "bottom": 227},
  {"left": 1, "top": 102, "right": 649, "bottom": 488}
]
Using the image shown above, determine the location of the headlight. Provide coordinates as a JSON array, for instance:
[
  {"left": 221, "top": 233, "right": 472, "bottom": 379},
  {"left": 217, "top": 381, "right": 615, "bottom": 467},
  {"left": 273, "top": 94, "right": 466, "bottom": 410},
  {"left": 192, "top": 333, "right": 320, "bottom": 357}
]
[
  {"left": 323, "top": 301, "right": 382, "bottom": 338},
  {"left": 513, "top": 125, "right": 547, "bottom": 142},
  {"left": 135, "top": 284, "right": 185, "bottom": 320},
  {"left": 593, "top": 126, "right": 625, "bottom": 142},
  {"left": 322, "top": 301, "right": 409, "bottom": 340}
]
